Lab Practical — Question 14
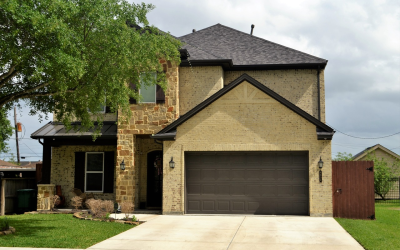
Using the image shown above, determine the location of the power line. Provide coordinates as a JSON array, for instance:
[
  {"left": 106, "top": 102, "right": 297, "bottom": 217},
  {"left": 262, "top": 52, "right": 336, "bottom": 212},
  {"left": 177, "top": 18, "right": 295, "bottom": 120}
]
[
  {"left": 327, "top": 123, "right": 400, "bottom": 139},
  {"left": 21, "top": 142, "right": 41, "bottom": 157}
]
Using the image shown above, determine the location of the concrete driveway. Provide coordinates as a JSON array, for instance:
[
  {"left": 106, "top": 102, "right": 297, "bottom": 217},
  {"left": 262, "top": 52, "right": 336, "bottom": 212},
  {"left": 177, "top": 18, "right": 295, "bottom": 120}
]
[{"left": 88, "top": 214, "right": 364, "bottom": 250}]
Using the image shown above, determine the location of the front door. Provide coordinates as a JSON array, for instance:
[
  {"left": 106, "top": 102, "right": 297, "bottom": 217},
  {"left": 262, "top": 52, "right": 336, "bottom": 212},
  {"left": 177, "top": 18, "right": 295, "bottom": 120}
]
[{"left": 147, "top": 150, "right": 163, "bottom": 208}]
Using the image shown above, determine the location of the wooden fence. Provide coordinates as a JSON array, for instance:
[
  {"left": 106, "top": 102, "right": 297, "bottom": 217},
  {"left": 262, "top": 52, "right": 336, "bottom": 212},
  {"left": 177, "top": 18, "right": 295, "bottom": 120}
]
[
  {"left": 332, "top": 161, "right": 375, "bottom": 220},
  {"left": 1, "top": 178, "right": 37, "bottom": 215}
]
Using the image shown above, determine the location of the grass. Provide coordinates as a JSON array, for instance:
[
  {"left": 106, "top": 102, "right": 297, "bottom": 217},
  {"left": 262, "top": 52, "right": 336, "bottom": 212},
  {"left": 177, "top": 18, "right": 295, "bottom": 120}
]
[
  {"left": 0, "top": 213, "right": 134, "bottom": 248},
  {"left": 336, "top": 203, "right": 400, "bottom": 250}
]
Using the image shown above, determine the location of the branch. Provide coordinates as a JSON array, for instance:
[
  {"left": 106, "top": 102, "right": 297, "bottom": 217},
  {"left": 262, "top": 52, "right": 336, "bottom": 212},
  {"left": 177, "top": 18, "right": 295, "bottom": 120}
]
[
  {"left": 0, "top": 81, "right": 52, "bottom": 107},
  {"left": 0, "top": 64, "right": 18, "bottom": 88},
  {"left": 0, "top": 86, "right": 76, "bottom": 108}
]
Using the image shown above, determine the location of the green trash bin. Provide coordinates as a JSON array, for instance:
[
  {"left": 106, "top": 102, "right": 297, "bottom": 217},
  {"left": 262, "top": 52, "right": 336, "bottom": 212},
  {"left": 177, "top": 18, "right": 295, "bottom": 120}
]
[{"left": 17, "top": 189, "right": 36, "bottom": 213}]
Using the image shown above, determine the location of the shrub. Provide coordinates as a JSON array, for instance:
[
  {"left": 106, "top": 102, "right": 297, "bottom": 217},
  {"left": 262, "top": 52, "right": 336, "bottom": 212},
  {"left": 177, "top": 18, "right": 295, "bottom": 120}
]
[
  {"left": 120, "top": 201, "right": 134, "bottom": 220},
  {"left": 71, "top": 196, "right": 83, "bottom": 210},
  {"left": 0, "top": 217, "right": 10, "bottom": 231},
  {"left": 86, "top": 199, "right": 115, "bottom": 218}
]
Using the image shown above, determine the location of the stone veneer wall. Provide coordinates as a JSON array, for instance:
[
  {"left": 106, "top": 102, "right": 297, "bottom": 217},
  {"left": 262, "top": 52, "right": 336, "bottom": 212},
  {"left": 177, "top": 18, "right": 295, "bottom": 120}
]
[
  {"left": 162, "top": 81, "right": 332, "bottom": 216},
  {"left": 51, "top": 145, "right": 116, "bottom": 206},
  {"left": 37, "top": 184, "right": 55, "bottom": 210},
  {"left": 224, "top": 69, "right": 325, "bottom": 122},
  {"left": 116, "top": 60, "right": 179, "bottom": 204},
  {"left": 179, "top": 66, "right": 224, "bottom": 115}
]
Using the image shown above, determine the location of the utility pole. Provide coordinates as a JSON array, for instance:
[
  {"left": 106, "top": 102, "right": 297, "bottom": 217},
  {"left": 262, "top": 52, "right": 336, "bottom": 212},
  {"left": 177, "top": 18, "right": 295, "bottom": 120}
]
[{"left": 14, "top": 106, "right": 20, "bottom": 164}]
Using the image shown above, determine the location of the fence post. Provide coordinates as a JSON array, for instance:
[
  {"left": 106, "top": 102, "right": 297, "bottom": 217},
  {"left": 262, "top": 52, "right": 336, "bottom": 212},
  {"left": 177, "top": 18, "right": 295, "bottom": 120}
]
[{"left": 1, "top": 179, "right": 6, "bottom": 216}]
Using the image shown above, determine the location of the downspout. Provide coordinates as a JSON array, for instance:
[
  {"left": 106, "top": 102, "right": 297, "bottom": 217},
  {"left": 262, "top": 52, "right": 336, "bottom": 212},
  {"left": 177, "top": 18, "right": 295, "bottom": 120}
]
[{"left": 317, "top": 66, "right": 321, "bottom": 120}]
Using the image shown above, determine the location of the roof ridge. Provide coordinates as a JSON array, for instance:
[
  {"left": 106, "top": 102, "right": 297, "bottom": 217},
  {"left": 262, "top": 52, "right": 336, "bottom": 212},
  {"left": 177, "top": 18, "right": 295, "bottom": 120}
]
[
  {"left": 179, "top": 23, "right": 222, "bottom": 38},
  {"left": 216, "top": 23, "right": 327, "bottom": 62}
]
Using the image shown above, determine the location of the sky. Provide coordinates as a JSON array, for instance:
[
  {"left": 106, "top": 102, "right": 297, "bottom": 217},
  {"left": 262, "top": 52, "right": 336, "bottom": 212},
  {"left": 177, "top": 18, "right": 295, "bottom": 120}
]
[{"left": 1, "top": 0, "right": 399, "bottom": 161}]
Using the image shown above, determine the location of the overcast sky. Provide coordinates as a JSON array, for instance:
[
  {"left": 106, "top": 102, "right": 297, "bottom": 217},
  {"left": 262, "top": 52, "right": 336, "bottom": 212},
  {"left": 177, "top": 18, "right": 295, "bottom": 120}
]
[{"left": 2, "top": 0, "right": 399, "bottom": 161}]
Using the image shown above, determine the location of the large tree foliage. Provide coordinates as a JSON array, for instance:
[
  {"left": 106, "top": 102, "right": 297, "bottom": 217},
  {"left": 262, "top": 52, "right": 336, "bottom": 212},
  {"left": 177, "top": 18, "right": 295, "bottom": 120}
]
[
  {"left": 0, "top": 109, "right": 13, "bottom": 153},
  {"left": 366, "top": 152, "right": 400, "bottom": 200},
  {"left": 0, "top": 0, "right": 181, "bottom": 134},
  {"left": 333, "top": 152, "right": 353, "bottom": 161}
]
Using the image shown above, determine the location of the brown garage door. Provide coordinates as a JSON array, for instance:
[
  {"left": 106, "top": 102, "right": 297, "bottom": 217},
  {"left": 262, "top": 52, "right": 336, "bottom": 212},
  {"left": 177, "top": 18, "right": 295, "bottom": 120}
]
[{"left": 185, "top": 151, "right": 309, "bottom": 215}]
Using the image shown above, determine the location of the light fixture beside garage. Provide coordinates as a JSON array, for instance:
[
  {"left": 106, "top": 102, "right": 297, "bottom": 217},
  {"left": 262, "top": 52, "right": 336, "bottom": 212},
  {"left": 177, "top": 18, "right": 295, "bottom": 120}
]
[
  {"left": 120, "top": 159, "right": 126, "bottom": 171},
  {"left": 169, "top": 157, "right": 175, "bottom": 168},
  {"left": 318, "top": 157, "right": 324, "bottom": 182}
]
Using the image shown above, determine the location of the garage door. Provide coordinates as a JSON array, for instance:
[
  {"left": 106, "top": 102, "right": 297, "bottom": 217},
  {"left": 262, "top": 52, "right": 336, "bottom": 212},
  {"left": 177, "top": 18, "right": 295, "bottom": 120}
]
[{"left": 185, "top": 151, "right": 309, "bottom": 215}]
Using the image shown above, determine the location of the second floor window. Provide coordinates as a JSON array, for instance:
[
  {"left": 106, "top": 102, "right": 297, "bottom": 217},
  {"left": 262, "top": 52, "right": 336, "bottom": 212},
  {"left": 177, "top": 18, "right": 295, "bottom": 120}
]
[{"left": 139, "top": 72, "right": 157, "bottom": 103}]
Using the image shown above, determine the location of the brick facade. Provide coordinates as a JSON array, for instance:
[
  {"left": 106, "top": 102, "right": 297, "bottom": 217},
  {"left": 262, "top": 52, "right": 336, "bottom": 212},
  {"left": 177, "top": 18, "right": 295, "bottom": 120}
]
[
  {"left": 162, "top": 81, "right": 332, "bottom": 216},
  {"left": 51, "top": 145, "right": 116, "bottom": 205},
  {"left": 224, "top": 69, "right": 326, "bottom": 122},
  {"left": 179, "top": 66, "right": 224, "bottom": 115},
  {"left": 116, "top": 60, "right": 179, "bottom": 203}
]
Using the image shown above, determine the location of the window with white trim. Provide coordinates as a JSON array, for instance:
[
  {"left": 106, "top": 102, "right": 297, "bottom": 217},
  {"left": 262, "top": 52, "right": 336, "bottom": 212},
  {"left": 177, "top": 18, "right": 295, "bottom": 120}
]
[
  {"left": 85, "top": 152, "right": 104, "bottom": 192},
  {"left": 139, "top": 72, "right": 157, "bottom": 103}
]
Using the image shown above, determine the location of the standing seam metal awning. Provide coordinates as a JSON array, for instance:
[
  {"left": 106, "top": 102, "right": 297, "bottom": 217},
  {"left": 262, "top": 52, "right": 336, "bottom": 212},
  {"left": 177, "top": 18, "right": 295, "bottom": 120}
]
[{"left": 31, "top": 122, "right": 117, "bottom": 139}]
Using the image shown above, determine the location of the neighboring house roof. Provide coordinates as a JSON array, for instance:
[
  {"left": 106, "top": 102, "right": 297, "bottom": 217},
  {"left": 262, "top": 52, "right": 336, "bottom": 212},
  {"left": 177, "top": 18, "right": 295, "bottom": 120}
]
[
  {"left": 31, "top": 121, "right": 117, "bottom": 139},
  {"left": 179, "top": 24, "right": 328, "bottom": 69},
  {"left": 353, "top": 144, "right": 400, "bottom": 161},
  {"left": 152, "top": 74, "right": 334, "bottom": 141},
  {"left": 0, "top": 159, "right": 18, "bottom": 167},
  {"left": 19, "top": 161, "right": 41, "bottom": 167}
]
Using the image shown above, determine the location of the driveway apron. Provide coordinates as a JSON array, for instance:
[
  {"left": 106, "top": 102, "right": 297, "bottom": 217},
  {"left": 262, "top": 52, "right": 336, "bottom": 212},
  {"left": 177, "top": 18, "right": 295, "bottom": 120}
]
[{"left": 88, "top": 214, "right": 364, "bottom": 250}]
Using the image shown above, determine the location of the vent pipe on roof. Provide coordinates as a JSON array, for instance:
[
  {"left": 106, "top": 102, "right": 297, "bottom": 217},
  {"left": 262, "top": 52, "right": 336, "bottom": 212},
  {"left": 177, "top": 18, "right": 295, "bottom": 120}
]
[
  {"left": 250, "top": 24, "right": 255, "bottom": 35},
  {"left": 192, "top": 29, "right": 196, "bottom": 33}
]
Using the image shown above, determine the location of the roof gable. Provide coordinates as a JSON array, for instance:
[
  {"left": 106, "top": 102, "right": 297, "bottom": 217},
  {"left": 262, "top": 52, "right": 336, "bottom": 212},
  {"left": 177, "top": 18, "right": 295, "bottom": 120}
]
[
  {"left": 153, "top": 74, "right": 334, "bottom": 140},
  {"left": 179, "top": 24, "right": 327, "bottom": 68},
  {"left": 353, "top": 144, "right": 400, "bottom": 161}
]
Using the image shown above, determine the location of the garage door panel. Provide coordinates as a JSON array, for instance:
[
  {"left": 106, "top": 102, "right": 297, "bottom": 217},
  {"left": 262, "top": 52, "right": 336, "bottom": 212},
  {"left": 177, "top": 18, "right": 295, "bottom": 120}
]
[
  {"left": 201, "top": 169, "right": 216, "bottom": 180},
  {"left": 246, "top": 169, "right": 262, "bottom": 180},
  {"left": 186, "top": 152, "right": 309, "bottom": 215},
  {"left": 277, "top": 170, "right": 292, "bottom": 180},
  {"left": 262, "top": 169, "right": 276, "bottom": 180},
  {"left": 231, "top": 170, "right": 245, "bottom": 180}
]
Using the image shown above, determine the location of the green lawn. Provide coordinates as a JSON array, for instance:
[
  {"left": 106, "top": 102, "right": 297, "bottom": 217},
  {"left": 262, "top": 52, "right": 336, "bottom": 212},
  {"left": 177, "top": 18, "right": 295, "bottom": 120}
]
[
  {"left": 336, "top": 203, "right": 400, "bottom": 250},
  {"left": 0, "top": 214, "right": 134, "bottom": 248}
]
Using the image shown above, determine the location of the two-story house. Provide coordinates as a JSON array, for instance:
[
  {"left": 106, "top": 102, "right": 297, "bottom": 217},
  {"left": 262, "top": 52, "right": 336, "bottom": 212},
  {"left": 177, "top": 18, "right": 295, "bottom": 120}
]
[{"left": 31, "top": 24, "right": 334, "bottom": 216}]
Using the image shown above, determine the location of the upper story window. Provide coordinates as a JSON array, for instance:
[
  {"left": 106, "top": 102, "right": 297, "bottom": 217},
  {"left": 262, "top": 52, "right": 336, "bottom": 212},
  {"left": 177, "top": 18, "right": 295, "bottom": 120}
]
[
  {"left": 139, "top": 73, "right": 157, "bottom": 103},
  {"left": 129, "top": 73, "right": 165, "bottom": 104}
]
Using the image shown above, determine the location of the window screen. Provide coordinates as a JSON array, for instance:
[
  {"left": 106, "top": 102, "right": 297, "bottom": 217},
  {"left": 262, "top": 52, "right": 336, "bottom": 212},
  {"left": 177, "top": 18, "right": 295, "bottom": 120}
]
[
  {"left": 139, "top": 73, "right": 157, "bottom": 103},
  {"left": 85, "top": 152, "right": 104, "bottom": 192}
]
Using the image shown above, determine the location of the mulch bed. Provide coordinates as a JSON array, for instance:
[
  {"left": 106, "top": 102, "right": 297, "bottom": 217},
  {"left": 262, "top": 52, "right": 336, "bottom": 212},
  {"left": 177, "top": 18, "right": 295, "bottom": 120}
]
[{"left": 73, "top": 212, "right": 144, "bottom": 225}]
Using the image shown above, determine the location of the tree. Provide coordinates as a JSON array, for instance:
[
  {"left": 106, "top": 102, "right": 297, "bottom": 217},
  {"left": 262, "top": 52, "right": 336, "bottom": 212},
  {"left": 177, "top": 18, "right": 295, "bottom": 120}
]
[
  {"left": 366, "top": 152, "right": 400, "bottom": 200},
  {"left": 333, "top": 152, "right": 353, "bottom": 161},
  {"left": 0, "top": 0, "right": 181, "bottom": 136},
  {"left": 0, "top": 109, "right": 13, "bottom": 153}
]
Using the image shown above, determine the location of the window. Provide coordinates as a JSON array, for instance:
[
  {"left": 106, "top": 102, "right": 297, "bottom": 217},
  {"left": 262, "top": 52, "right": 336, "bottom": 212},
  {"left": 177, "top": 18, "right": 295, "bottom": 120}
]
[
  {"left": 88, "top": 98, "right": 106, "bottom": 113},
  {"left": 75, "top": 151, "right": 115, "bottom": 194},
  {"left": 139, "top": 72, "right": 157, "bottom": 103},
  {"left": 85, "top": 152, "right": 104, "bottom": 192}
]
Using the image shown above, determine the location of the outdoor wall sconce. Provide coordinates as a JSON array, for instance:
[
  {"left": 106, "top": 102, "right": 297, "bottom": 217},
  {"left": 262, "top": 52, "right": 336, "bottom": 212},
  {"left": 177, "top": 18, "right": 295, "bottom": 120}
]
[
  {"left": 318, "top": 157, "right": 324, "bottom": 182},
  {"left": 120, "top": 159, "right": 125, "bottom": 171},
  {"left": 169, "top": 157, "right": 175, "bottom": 168}
]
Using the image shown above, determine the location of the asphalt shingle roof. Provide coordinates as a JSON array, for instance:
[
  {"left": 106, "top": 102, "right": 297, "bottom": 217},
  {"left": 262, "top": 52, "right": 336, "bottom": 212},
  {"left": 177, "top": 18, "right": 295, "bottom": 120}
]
[{"left": 179, "top": 24, "right": 327, "bottom": 66}]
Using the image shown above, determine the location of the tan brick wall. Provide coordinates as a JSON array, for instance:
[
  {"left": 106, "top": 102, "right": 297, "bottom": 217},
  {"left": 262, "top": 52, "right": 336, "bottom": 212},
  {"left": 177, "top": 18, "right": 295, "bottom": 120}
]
[
  {"left": 51, "top": 145, "right": 116, "bottom": 206},
  {"left": 116, "top": 60, "right": 179, "bottom": 204},
  {"left": 179, "top": 66, "right": 224, "bottom": 115},
  {"left": 162, "top": 81, "right": 332, "bottom": 216},
  {"left": 224, "top": 69, "right": 326, "bottom": 122}
]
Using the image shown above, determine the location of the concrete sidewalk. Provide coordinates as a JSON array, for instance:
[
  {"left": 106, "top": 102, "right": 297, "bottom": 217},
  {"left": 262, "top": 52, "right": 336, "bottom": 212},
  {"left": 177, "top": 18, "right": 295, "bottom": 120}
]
[{"left": 88, "top": 215, "right": 364, "bottom": 250}]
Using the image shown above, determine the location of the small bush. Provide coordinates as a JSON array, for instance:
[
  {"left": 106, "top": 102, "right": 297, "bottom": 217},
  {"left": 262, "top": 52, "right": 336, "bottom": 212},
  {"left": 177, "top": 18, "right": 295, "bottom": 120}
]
[
  {"left": 86, "top": 199, "right": 115, "bottom": 218},
  {"left": 120, "top": 201, "right": 134, "bottom": 220},
  {"left": 131, "top": 215, "right": 138, "bottom": 222},
  {"left": 71, "top": 196, "right": 83, "bottom": 210},
  {"left": 0, "top": 217, "right": 10, "bottom": 231}
]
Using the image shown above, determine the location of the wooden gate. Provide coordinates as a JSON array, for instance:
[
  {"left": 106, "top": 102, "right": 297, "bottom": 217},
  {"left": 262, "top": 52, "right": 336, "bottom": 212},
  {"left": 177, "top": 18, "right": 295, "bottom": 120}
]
[{"left": 332, "top": 161, "right": 375, "bottom": 219}]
